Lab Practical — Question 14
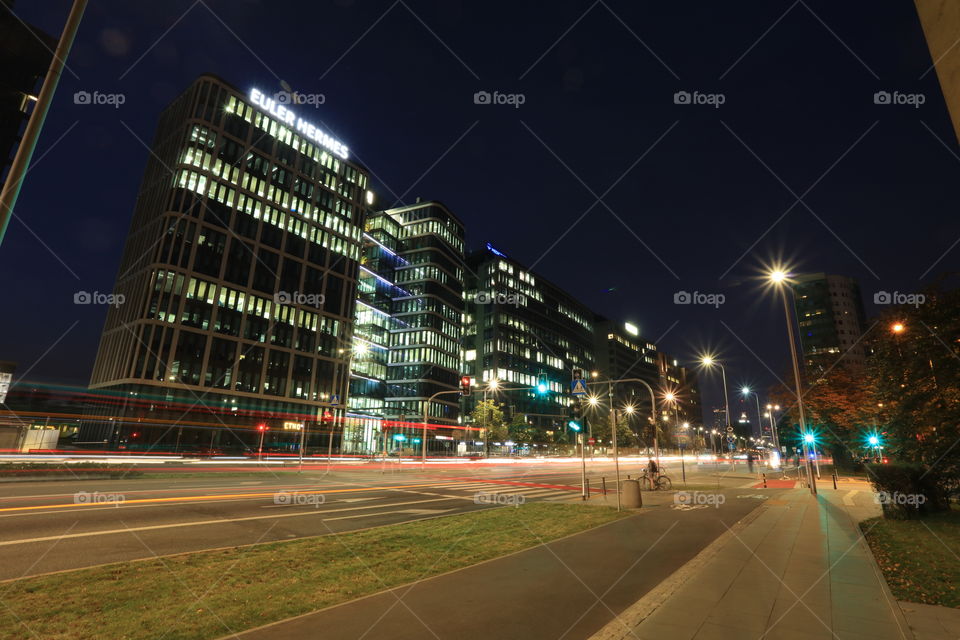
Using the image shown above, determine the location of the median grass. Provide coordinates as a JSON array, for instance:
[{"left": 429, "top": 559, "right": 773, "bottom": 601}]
[
  {"left": 862, "top": 507, "right": 960, "bottom": 607},
  {"left": 0, "top": 462, "right": 142, "bottom": 479},
  {"left": 0, "top": 502, "right": 628, "bottom": 640}
]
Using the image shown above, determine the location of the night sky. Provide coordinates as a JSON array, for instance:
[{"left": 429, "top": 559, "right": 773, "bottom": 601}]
[{"left": 3, "top": 0, "right": 958, "bottom": 423}]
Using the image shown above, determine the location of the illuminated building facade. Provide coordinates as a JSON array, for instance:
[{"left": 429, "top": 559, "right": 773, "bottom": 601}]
[
  {"left": 593, "top": 318, "right": 701, "bottom": 444},
  {"left": 345, "top": 201, "right": 466, "bottom": 454},
  {"left": 462, "top": 244, "right": 594, "bottom": 436},
  {"left": 791, "top": 273, "right": 868, "bottom": 373},
  {"left": 86, "top": 75, "right": 369, "bottom": 452}
]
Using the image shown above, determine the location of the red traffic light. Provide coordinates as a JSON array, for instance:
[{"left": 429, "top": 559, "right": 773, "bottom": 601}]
[
  {"left": 257, "top": 424, "right": 268, "bottom": 431},
  {"left": 460, "top": 376, "right": 471, "bottom": 396}
]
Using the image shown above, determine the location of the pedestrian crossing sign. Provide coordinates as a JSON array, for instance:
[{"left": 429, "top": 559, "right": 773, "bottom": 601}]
[{"left": 570, "top": 379, "right": 588, "bottom": 396}]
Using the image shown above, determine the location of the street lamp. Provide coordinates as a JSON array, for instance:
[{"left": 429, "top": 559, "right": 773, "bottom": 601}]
[
  {"left": 740, "top": 386, "right": 764, "bottom": 447},
  {"left": 700, "top": 355, "right": 731, "bottom": 439},
  {"left": 767, "top": 267, "right": 816, "bottom": 494}
]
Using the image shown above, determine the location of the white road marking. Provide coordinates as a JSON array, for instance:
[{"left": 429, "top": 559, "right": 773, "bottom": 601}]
[
  {"left": 322, "top": 508, "right": 454, "bottom": 522},
  {"left": 0, "top": 497, "right": 459, "bottom": 547},
  {"left": 843, "top": 490, "right": 858, "bottom": 506}
]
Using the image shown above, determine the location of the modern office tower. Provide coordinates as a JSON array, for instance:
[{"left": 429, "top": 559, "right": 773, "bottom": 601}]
[
  {"left": 791, "top": 273, "right": 868, "bottom": 373},
  {"left": 85, "top": 76, "right": 370, "bottom": 452},
  {"left": 345, "top": 201, "right": 466, "bottom": 454},
  {"left": 0, "top": 1, "right": 55, "bottom": 179},
  {"left": 462, "top": 243, "right": 595, "bottom": 438},
  {"left": 656, "top": 352, "right": 702, "bottom": 428},
  {"left": 592, "top": 319, "right": 702, "bottom": 439}
]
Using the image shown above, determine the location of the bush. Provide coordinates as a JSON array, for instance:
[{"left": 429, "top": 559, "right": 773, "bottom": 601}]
[{"left": 867, "top": 462, "right": 950, "bottom": 519}]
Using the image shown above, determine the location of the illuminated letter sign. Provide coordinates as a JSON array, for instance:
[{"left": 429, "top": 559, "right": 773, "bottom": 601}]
[{"left": 248, "top": 88, "right": 349, "bottom": 159}]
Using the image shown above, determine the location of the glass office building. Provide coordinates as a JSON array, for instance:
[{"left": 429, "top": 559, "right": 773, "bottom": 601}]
[
  {"left": 791, "top": 273, "right": 868, "bottom": 373},
  {"left": 462, "top": 244, "right": 595, "bottom": 437},
  {"left": 345, "top": 201, "right": 466, "bottom": 454},
  {"left": 85, "top": 75, "right": 370, "bottom": 452}
]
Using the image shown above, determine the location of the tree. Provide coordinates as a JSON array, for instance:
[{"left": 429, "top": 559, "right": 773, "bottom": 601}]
[
  {"left": 868, "top": 282, "right": 960, "bottom": 492},
  {"left": 589, "top": 412, "right": 635, "bottom": 448},
  {"left": 508, "top": 413, "right": 543, "bottom": 444},
  {"left": 471, "top": 399, "right": 507, "bottom": 452}
]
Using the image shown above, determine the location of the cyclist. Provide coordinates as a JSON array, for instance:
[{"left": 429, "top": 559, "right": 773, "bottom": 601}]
[{"left": 645, "top": 458, "right": 659, "bottom": 490}]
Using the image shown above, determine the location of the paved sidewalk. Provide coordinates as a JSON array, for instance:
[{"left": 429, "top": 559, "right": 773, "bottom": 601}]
[
  {"left": 595, "top": 488, "right": 916, "bottom": 640},
  {"left": 226, "top": 493, "right": 768, "bottom": 640}
]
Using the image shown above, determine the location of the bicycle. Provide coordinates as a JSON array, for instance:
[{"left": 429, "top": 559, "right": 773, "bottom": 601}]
[{"left": 641, "top": 468, "right": 672, "bottom": 491}]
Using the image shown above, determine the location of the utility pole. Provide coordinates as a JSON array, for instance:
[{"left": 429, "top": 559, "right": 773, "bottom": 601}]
[{"left": 0, "top": 0, "right": 88, "bottom": 247}]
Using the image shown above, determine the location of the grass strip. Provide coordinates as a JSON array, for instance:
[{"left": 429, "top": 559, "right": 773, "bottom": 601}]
[
  {"left": 861, "top": 508, "right": 960, "bottom": 608},
  {"left": 0, "top": 502, "right": 628, "bottom": 640}
]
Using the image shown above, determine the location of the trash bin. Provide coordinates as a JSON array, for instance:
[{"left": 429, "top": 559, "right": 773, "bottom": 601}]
[{"left": 621, "top": 479, "right": 642, "bottom": 508}]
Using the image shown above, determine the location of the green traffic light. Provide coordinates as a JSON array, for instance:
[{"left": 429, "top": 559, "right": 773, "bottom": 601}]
[{"left": 568, "top": 420, "right": 581, "bottom": 431}]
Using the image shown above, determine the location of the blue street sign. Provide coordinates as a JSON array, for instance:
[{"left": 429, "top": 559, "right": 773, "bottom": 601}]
[
  {"left": 330, "top": 394, "right": 340, "bottom": 405},
  {"left": 570, "top": 379, "right": 588, "bottom": 396}
]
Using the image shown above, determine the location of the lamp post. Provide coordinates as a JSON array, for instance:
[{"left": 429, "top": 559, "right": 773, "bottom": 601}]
[
  {"left": 423, "top": 388, "right": 464, "bottom": 469},
  {"left": 765, "top": 403, "right": 782, "bottom": 456},
  {"left": 700, "top": 356, "right": 730, "bottom": 431},
  {"left": 768, "top": 269, "right": 816, "bottom": 494},
  {"left": 588, "top": 373, "right": 658, "bottom": 512}
]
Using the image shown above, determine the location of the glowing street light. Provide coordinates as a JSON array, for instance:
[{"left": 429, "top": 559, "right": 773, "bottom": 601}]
[
  {"left": 700, "top": 355, "right": 730, "bottom": 431},
  {"left": 740, "top": 386, "right": 765, "bottom": 452},
  {"left": 767, "top": 267, "right": 816, "bottom": 494},
  {"left": 891, "top": 323, "right": 905, "bottom": 334}
]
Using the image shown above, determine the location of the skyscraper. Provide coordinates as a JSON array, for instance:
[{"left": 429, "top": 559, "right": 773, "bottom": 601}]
[
  {"left": 86, "top": 76, "right": 370, "bottom": 452},
  {"left": 791, "top": 273, "right": 868, "bottom": 373},
  {"left": 345, "top": 200, "right": 467, "bottom": 454}
]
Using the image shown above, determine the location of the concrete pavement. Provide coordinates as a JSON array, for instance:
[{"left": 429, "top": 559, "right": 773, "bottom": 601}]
[
  {"left": 224, "top": 490, "right": 772, "bottom": 640},
  {"left": 593, "top": 487, "right": 921, "bottom": 640}
]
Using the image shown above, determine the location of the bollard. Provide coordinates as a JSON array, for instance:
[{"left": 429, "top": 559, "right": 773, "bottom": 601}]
[
  {"left": 602, "top": 477, "right": 607, "bottom": 495},
  {"left": 832, "top": 473, "right": 838, "bottom": 490},
  {"left": 621, "top": 479, "right": 642, "bottom": 508},
  {"left": 585, "top": 478, "right": 590, "bottom": 499},
  {"left": 762, "top": 473, "right": 767, "bottom": 489}
]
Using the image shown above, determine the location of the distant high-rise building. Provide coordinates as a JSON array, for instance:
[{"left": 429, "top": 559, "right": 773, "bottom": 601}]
[
  {"left": 86, "top": 75, "right": 370, "bottom": 452},
  {"left": 592, "top": 319, "right": 701, "bottom": 432},
  {"left": 791, "top": 273, "right": 868, "bottom": 373}
]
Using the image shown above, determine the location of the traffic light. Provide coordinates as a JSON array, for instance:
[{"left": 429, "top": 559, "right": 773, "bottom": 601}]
[
  {"left": 460, "top": 376, "right": 472, "bottom": 396},
  {"left": 568, "top": 399, "right": 582, "bottom": 431},
  {"left": 536, "top": 373, "right": 548, "bottom": 394}
]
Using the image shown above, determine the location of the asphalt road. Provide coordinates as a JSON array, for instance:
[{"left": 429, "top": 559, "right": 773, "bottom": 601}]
[{"left": 0, "top": 458, "right": 768, "bottom": 581}]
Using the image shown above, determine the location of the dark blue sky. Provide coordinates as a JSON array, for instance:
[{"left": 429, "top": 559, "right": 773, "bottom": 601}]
[{"left": 3, "top": 0, "right": 958, "bottom": 422}]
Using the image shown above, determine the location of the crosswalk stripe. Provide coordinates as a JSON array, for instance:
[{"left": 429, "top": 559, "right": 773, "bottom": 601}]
[{"left": 518, "top": 490, "right": 571, "bottom": 498}]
